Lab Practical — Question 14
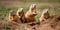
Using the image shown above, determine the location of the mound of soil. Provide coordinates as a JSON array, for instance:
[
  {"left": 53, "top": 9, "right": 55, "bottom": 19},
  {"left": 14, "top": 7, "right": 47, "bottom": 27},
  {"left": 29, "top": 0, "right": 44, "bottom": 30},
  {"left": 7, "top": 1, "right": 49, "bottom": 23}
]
[
  {"left": 39, "top": 14, "right": 60, "bottom": 30},
  {"left": 0, "top": 14, "right": 60, "bottom": 30}
]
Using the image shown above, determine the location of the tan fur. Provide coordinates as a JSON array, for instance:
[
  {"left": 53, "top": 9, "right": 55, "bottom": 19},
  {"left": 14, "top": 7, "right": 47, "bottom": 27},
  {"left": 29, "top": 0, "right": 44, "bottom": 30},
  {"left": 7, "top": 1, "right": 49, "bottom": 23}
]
[
  {"left": 23, "top": 4, "right": 37, "bottom": 23},
  {"left": 8, "top": 10, "right": 21, "bottom": 23},
  {"left": 16, "top": 8, "right": 24, "bottom": 18},
  {"left": 39, "top": 9, "right": 50, "bottom": 22}
]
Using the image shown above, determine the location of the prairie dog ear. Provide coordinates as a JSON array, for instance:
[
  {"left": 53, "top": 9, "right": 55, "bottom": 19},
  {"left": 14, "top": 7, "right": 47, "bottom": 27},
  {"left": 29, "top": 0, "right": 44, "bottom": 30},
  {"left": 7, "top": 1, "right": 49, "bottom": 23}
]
[
  {"left": 30, "top": 4, "right": 36, "bottom": 10},
  {"left": 42, "top": 9, "right": 48, "bottom": 14},
  {"left": 9, "top": 10, "right": 16, "bottom": 16}
]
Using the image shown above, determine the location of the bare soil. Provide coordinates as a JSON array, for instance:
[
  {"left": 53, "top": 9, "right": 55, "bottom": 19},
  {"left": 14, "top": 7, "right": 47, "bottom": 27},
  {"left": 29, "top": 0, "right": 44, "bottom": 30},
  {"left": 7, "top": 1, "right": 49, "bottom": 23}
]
[{"left": 0, "top": 14, "right": 60, "bottom": 30}]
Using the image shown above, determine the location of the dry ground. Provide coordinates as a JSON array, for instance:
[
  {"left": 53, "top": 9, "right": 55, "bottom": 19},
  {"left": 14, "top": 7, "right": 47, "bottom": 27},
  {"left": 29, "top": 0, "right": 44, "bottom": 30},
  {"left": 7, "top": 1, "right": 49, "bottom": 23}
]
[{"left": 0, "top": 14, "right": 60, "bottom": 30}]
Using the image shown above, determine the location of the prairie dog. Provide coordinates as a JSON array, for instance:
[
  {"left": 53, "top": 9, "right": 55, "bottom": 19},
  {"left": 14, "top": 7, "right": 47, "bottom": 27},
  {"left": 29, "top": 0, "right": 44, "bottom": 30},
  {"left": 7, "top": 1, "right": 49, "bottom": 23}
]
[
  {"left": 24, "top": 4, "right": 37, "bottom": 23},
  {"left": 16, "top": 8, "right": 25, "bottom": 23},
  {"left": 39, "top": 9, "right": 50, "bottom": 22},
  {"left": 16, "top": 8, "right": 24, "bottom": 18},
  {"left": 8, "top": 10, "right": 21, "bottom": 23}
]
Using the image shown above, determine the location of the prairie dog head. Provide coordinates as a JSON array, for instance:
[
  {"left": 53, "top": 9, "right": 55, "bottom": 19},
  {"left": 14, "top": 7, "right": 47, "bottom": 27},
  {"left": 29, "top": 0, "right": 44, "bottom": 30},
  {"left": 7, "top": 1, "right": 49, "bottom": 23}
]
[
  {"left": 42, "top": 9, "right": 50, "bottom": 19},
  {"left": 30, "top": 4, "right": 36, "bottom": 11},
  {"left": 28, "top": 4, "right": 37, "bottom": 16},
  {"left": 9, "top": 10, "right": 16, "bottom": 17},
  {"left": 17, "top": 8, "right": 24, "bottom": 18},
  {"left": 9, "top": 10, "right": 16, "bottom": 21}
]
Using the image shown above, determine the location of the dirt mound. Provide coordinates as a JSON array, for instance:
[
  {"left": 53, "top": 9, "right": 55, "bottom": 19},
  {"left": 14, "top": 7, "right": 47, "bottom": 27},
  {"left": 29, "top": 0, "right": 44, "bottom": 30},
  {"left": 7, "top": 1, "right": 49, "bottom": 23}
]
[
  {"left": 39, "top": 14, "right": 60, "bottom": 30},
  {"left": 0, "top": 20, "right": 39, "bottom": 30},
  {"left": 0, "top": 14, "right": 60, "bottom": 30},
  {"left": 0, "top": 20, "right": 21, "bottom": 30}
]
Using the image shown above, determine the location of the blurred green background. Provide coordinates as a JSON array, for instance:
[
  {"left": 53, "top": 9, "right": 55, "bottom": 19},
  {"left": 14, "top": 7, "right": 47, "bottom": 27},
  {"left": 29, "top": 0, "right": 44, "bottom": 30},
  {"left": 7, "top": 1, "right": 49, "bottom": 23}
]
[
  {"left": 0, "top": 0, "right": 60, "bottom": 2},
  {"left": 0, "top": 0, "right": 60, "bottom": 20}
]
